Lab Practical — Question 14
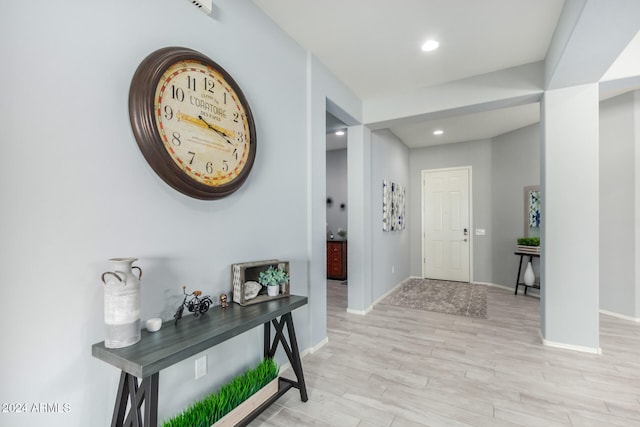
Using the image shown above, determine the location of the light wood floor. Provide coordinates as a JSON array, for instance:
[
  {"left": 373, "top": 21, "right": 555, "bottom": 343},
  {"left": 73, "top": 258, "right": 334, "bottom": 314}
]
[{"left": 252, "top": 282, "right": 640, "bottom": 426}]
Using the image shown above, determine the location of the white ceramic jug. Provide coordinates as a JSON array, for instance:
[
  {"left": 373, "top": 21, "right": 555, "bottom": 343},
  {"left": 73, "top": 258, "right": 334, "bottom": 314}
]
[{"left": 101, "top": 258, "right": 142, "bottom": 348}]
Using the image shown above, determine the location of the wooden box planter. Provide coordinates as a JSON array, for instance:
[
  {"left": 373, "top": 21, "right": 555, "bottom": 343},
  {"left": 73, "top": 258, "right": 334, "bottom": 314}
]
[
  {"left": 162, "top": 359, "right": 282, "bottom": 427},
  {"left": 212, "top": 378, "right": 279, "bottom": 427},
  {"left": 516, "top": 237, "right": 540, "bottom": 255},
  {"left": 231, "top": 259, "right": 290, "bottom": 306},
  {"left": 516, "top": 245, "right": 540, "bottom": 254}
]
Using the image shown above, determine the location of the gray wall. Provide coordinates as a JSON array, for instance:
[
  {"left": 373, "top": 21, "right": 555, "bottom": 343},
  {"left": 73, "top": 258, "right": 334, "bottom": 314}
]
[
  {"left": 309, "top": 59, "right": 362, "bottom": 344},
  {"left": 371, "top": 130, "right": 411, "bottom": 300},
  {"left": 0, "top": 1, "right": 360, "bottom": 425},
  {"left": 600, "top": 92, "right": 638, "bottom": 317},
  {"left": 408, "top": 126, "right": 542, "bottom": 288},
  {"left": 491, "top": 124, "right": 541, "bottom": 288},
  {"left": 409, "top": 139, "right": 493, "bottom": 282},
  {"left": 326, "top": 149, "right": 348, "bottom": 237},
  {"left": 405, "top": 94, "right": 639, "bottom": 322}
]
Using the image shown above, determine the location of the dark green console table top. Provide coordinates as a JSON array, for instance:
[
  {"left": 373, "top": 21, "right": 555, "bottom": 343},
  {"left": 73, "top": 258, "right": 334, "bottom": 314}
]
[{"left": 92, "top": 295, "right": 308, "bottom": 378}]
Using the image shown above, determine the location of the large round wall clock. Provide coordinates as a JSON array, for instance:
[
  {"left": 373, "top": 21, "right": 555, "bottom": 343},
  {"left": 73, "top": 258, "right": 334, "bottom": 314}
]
[{"left": 129, "top": 47, "right": 257, "bottom": 200}]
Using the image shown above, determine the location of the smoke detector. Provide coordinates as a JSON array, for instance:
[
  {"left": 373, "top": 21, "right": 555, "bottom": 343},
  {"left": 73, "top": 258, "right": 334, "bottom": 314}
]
[{"left": 187, "top": 0, "right": 212, "bottom": 15}]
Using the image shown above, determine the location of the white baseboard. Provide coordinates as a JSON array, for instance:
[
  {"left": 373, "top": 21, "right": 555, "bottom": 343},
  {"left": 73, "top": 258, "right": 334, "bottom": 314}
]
[
  {"left": 599, "top": 309, "right": 640, "bottom": 323},
  {"left": 346, "top": 277, "right": 413, "bottom": 316},
  {"left": 346, "top": 306, "right": 371, "bottom": 315},
  {"left": 538, "top": 330, "right": 602, "bottom": 354},
  {"left": 371, "top": 277, "right": 410, "bottom": 306},
  {"left": 475, "top": 281, "right": 540, "bottom": 298},
  {"left": 308, "top": 337, "right": 329, "bottom": 353},
  {"left": 474, "top": 281, "right": 511, "bottom": 292},
  {"left": 280, "top": 337, "right": 328, "bottom": 373},
  {"left": 279, "top": 362, "right": 291, "bottom": 373}
]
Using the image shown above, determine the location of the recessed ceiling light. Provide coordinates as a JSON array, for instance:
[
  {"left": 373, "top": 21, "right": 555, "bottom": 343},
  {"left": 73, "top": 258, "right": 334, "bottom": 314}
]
[
  {"left": 421, "top": 40, "right": 440, "bottom": 52},
  {"left": 433, "top": 130, "right": 444, "bottom": 135},
  {"left": 335, "top": 130, "right": 345, "bottom": 136}
]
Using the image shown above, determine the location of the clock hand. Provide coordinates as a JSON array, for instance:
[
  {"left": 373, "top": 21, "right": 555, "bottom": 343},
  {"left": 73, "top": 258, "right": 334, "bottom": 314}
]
[
  {"left": 198, "top": 115, "right": 236, "bottom": 145},
  {"left": 176, "top": 112, "right": 209, "bottom": 130},
  {"left": 176, "top": 112, "right": 237, "bottom": 140}
]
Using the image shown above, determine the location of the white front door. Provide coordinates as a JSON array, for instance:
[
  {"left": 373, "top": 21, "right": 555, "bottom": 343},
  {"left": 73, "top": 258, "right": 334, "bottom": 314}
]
[{"left": 422, "top": 167, "right": 471, "bottom": 282}]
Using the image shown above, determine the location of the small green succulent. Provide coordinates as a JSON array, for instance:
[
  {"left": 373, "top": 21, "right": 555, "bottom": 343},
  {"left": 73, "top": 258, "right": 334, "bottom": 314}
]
[{"left": 258, "top": 266, "right": 289, "bottom": 287}]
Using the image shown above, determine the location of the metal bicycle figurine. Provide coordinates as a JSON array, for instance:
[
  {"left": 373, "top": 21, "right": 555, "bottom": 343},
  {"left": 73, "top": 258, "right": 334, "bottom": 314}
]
[{"left": 174, "top": 285, "right": 213, "bottom": 325}]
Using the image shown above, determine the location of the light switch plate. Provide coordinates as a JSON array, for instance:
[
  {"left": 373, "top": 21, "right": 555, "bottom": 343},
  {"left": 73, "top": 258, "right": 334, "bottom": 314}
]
[
  {"left": 475, "top": 229, "right": 486, "bottom": 235},
  {"left": 195, "top": 356, "right": 207, "bottom": 379}
]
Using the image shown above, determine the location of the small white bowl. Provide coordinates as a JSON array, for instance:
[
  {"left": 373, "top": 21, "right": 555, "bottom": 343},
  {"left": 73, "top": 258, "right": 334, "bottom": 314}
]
[{"left": 146, "top": 318, "right": 162, "bottom": 332}]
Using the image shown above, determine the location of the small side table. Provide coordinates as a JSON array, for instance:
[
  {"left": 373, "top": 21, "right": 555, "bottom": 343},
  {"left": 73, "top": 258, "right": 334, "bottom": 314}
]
[{"left": 514, "top": 251, "right": 540, "bottom": 295}]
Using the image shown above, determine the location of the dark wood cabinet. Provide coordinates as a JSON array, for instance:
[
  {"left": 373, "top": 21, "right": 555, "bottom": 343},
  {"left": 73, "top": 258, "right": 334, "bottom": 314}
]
[{"left": 327, "top": 240, "right": 347, "bottom": 280}]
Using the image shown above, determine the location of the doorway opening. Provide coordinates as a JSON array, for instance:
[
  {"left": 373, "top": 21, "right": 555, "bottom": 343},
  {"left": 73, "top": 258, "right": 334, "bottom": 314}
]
[{"left": 326, "top": 111, "right": 348, "bottom": 293}]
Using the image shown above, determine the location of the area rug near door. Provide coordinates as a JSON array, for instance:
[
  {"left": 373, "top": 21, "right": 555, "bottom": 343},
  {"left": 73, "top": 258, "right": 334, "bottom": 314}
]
[{"left": 379, "top": 278, "right": 487, "bottom": 319}]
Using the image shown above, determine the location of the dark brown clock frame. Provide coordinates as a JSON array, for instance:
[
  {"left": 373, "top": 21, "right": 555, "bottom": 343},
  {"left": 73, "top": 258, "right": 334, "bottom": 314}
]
[{"left": 129, "top": 46, "right": 257, "bottom": 200}]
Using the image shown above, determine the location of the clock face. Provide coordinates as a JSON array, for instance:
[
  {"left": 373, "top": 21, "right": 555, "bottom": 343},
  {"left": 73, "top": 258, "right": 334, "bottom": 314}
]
[
  {"left": 129, "top": 47, "right": 256, "bottom": 199},
  {"left": 155, "top": 60, "right": 250, "bottom": 187}
]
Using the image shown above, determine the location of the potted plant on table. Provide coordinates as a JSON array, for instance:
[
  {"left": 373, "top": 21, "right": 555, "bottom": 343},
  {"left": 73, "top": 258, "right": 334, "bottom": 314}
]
[
  {"left": 517, "top": 237, "right": 540, "bottom": 254},
  {"left": 258, "top": 266, "right": 289, "bottom": 297}
]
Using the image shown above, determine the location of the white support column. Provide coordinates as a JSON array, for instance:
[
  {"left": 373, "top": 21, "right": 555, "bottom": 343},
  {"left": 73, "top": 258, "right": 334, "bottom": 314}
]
[
  {"left": 540, "top": 83, "right": 600, "bottom": 353},
  {"left": 347, "top": 125, "right": 373, "bottom": 314},
  {"left": 306, "top": 54, "right": 327, "bottom": 347},
  {"left": 634, "top": 91, "right": 640, "bottom": 318}
]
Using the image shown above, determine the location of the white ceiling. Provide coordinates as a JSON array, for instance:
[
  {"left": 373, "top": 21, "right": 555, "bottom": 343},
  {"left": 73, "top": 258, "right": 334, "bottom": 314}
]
[
  {"left": 325, "top": 112, "right": 348, "bottom": 151},
  {"left": 392, "top": 103, "right": 541, "bottom": 149},
  {"left": 254, "top": 0, "right": 640, "bottom": 149}
]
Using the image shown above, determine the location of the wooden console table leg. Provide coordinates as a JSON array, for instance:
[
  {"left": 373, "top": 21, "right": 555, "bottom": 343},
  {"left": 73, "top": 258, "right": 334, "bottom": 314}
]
[
  {"left": 282, "top": 313, "right": 308, "bottom": 402},
  {"left": 111, "top": 372, "right": 159, "bottom": 427},
  {"left": 263, "top": 321, "right": 271, "bottom": 359},
  {"left": 112, "top": 371, "right": 133, "bottom": 427},
  {"left": 265, "top": 314, "right": 308, "bottom": 402},
  {"left": 142, "top": 373, "right": 159, "bottom": 427}
]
